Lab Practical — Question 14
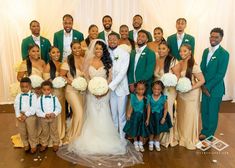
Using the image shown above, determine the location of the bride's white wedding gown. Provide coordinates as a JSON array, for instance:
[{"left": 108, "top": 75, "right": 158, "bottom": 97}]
[
  {"left": 68, "top": 66, "right": 126, "bottom": 155},
  {"left": 57, "top": 66, "right": 143, "bottom": 167}
]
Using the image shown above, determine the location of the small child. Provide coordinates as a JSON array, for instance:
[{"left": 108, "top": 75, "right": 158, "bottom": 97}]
[
  {"left": 148, "top": 80, "right": 172, "bottom": 151},
  {"left": 123, "top": 80, "right": 150, "bottom": 152},
  {"left": 36, "top": 80, "right": 61, "bottom": 152},
  {"left": 14, "top": 77, "right": 38, "bottom": 153}
]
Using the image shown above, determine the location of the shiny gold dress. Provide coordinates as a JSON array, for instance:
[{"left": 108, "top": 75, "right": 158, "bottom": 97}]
[
  {"left": 177, "top": 64, "right": 201, "bottom": 150},
  {"left": 60, "top": 62, "right": 85, "bottom": 142}
]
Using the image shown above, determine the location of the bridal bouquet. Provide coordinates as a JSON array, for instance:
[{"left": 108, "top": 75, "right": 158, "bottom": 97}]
[
  {"left": 52, "top": 77, "right": 67, "bottom": 88},
  {"left": 176, "top": 77, "right": 192, "bottom": 93},
  {"left": 119, "top": 44, "right": 132, "bottom": 53},
  {"left": 9, "top": 82, "right": 21, "bottom": 98},
  {"left": 88, "top": 77, "right": 109, "bottom": 96},
  {"left": 71, "top": 77, "right": 87, "bottom": 91},
  {"left": 160, "top": 73, "right": 178, "bottom": 87},
  {"left": 29, "top": 75, "right": 44, "bottom": 88}
]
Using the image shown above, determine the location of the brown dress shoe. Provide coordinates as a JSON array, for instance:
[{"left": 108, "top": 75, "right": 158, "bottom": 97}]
[
  {"left": 39, "top": 145, "right": 47, "bottom": 152},
  {"left": 199, "top": 134, "right": 207, "bottom": 141},
  {"left": 30, "top": 147, "right": 37, "bottom": 154},
  {"left": 53, "top": 145, "right": 59, "bottom": 152},
  {"left": 24, "top": 146, "right": 30, "bottom": 152}
]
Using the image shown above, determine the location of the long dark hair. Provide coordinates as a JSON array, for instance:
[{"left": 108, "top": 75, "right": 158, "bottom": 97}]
[
  {"left": 67, "top": 40, "right": 81, "bottom": 78},
  {"left": 48, "top": 46, "right": 59, "bottom": 80},
  {"left": 159, "top": 41, "right": 176, "bottom": 73},
  {"left": 26, "top": 44, "right": 40, "bottom": 76},
  {"left": 95, "top": 41, "right": 112, "bottom": 78},
  {"left": 85, "top": 24, "right": 98, "bottom": 46},
  {"left": 181, "top": 44, "right": 195, "bottom": 81}
]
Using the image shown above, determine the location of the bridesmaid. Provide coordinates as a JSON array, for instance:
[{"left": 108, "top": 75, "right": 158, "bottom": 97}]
[
  {"left": 118, "top": 24, "right": 135, "bottom": 50},
  {"left": 172, "top": 44, "right": 205, "bottom": 150},
  {"left": 81, "top": 24, "right": 99, "bottom": 50},
  {"left": 147, "top": 27, "right": 165, "bottom": 54},
  {"left": 43, "top": 46, "right": 66, "bottom": 141},
  {"left": 17, "top": 44, "right": 45, "bottom": 96},
  {"left": 60, "top": 41, "right": 85, "bottom": 143},
  {"left": 154, "top": 41, "right": 179, "bottom": 147}
]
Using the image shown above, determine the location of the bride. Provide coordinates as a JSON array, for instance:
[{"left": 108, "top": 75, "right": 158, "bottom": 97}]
[{"left": 57, "top": 39, "right": 142, "bottom": 167}]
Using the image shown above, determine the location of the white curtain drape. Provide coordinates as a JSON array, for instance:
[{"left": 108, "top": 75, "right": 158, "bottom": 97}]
[{"left": 1, "top": 0, "right": 235, "bottom": 104}]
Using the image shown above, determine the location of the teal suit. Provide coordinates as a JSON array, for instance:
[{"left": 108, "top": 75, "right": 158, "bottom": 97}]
[
  {"left": 53, "top": 29, "right": 84, "bottom": 61},
  {"left": 128, "top": 46, "right": 156, "bottom": 94},
  {"left": 128, "top": 30, "right": 153, "bottom": 42},
  {"left": 200, "top": 46, "right": 229, "bottom": 137},
  {"left": 21, "top": 35, "right": 51, "bottom": 63},
  {"left": 98, "top": 30, "right": 120, "bottom": 41},
  {"left": 167, "top": 33, "right": 195, "bottom": 60}
]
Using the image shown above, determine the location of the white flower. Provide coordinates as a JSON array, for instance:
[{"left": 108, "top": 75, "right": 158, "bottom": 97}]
[
  {"left": 185, "top": 39, "right": 189, "bottom": 42},
  {"left": 14, "top": 60, "right": 22, "bottom": 72},
  {"left": 114, "top": 55, "right": 119, "bottom": 61},
  {"left": 160, "top": 73, "right": 178, "bottom": 87},
  {"left": 9, "top": 82, "right": 21, "bottom": 98},
  {"left": 211, "top": 56, "right": 216, "bottom": 60},
  {"left": 71, "top": 77, "right": 87, "bottom": 91},
  {"left": 141, "top": 52, "right": 146, "bottom": 55},
  {"left": 176, "top": 77, "right": 192, "bottom": 93},
  {"left": 52, "top": 77, "right": 67, "bottom": 88},
  {"left": 29, "top": 75, "right": 44, "bottom": 88},
  {"left": 118, "top": 44, "right": 131, "bottom": 53},
  {"left": 88, "top": 77, "right": 108, "bottom": 96}
]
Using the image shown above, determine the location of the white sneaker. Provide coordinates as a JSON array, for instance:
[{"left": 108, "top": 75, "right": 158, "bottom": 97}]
[
  {"left": 149, "top": 141, "right": 154, "bottom": 151},
  {"left": 134, "top": 141, "right": 139, "bottom": 152},
  {"left": 139, "top": 141, "right": 145, "bottom": 152},
  {"left": 154, "top": 141, "right": 161, "bottom": 151}
]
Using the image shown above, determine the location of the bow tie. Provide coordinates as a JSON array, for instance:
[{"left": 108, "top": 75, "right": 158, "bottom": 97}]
[
  {"left": 45, "top": 96, "right": 51, "bottom": 98},
  {"left": 21, "top": 93, "right": 29, "bottom": 96}
]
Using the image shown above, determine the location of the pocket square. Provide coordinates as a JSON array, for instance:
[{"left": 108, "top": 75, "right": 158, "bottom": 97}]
[{"left": 74, "top": 37, "right": 77, "bottom": 39}]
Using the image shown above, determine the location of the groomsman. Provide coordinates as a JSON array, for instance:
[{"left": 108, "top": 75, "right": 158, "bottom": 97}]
[
  {"left": 53, "top": 14, "right": 84, "bottom": 62},
  {"left": 128, "top": 30, "right": 156, "bottom": 95},
  {"left": 200, "top": 28, "right": 229, "bottom": 140},
  {"left": 129, "top": 15, "right": 153, "bottom": 43},
  {"left": 21, "top": 20, "right": 51, "bottom": 63},
  {"left": 167, "top": 18, "right": 195, "bottom": 60},
  {"left": 108, "top": 33, "right": 130, "bottom": 139},
  {"left": 98, "top": 15, "right": 119, "bottom": 43}
]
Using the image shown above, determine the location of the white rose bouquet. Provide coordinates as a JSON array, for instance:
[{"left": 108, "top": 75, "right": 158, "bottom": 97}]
[
  {"left": 29, "top": 75, "right": 44, "bottom": 88},
  {"left": 71, "top": 77, "right": 87, "bottom": 91},
  {"left": 52, "top": 77, "right": 67, "bottom": 88},
  {"left": 88, "top": 77, "right": 109, "bottom": 96},
  {"left": 176, "top": 77, "right": 192, "bottom": 93},
  {"left": 160, "top": 73, "right": 178, "bottom": 87}
]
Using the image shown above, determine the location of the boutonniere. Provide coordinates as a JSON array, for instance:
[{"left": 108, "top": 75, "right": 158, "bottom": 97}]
[
  {"left": 114, "top": 55, "right": 119, "bottom": 61},
  {"left": 74, "top": 37, "right": 77, "bottom": 40},
  {"left": 211, "top": 56, "right": 216, "bottom": 60},
  {"left": 185, "top": 39, "right": 189, "bottom": 42},
  {"left": 42, "top": 39, "right": 45, "bottom": 42},
  {"left": 141, "top": 52, "right": 146, "bottom": 56}
]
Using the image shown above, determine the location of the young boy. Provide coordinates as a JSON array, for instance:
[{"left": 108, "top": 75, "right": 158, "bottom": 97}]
[
  {"left": 36, "top": 80, "right": 61, "bottom": 152},
  {"left": 14, "top": 77, "right": 38, "bottom": 153}
]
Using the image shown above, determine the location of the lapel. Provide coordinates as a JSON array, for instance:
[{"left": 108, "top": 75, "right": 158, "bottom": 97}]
[
  {"left": 72, "top": 30, "right": 78, "bottom": 41},
  {"left": 206, "top": 46, "right": 220, "bottom": 68},
  {"left": 172, "top": 34, "right": 178, "bottom": 52},
  {"left": 29, "top": 36, "right": 35, "bottom": 44},
  {"left": 60, "top": 30, "right": 64, "bottom": 47},
  {"left": 129, "top": 30, "right": 134, "bottom": 40},
  {"left": 40, "top": 37, "right": 44, "bottom": 49},
  {"left": 136, "top": 47, "right": 147, "bottom": 69}
]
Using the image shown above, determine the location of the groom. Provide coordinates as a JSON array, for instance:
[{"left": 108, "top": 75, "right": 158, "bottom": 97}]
[{"left": 108, "top": 33, "right": 130, "bottom": 139}]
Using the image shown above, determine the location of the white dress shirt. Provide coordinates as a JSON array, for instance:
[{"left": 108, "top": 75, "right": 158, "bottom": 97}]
[
  {"left": 177, "top": 33, "right": 185, "bottom": 49},
  {"left": 32, "top": 35, "right": 41, "bottom": 47},
  {"left": 134, "top": 45, "right": 147, "bottom": 81},
  {"left": 63, "top": 30, "right": 73, "bottom": 60},
  {"left": 36, "top": 94, "right": 61, "bottom": 118},
  {"left": 14, "top": 91, "right": 37, "bottom": 118},
  {"left": 133, "top": 29, "right": 140, "bottom": 42},
  {"left": 206, "top": 44, "right": 220, "bottom": 66}
]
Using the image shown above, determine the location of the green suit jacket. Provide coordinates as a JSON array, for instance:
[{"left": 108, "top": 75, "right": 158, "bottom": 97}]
[
  {"left": 200, "top": 46, "right": 229, "bottom": 97},
  {"left": 128, "top": 46, "right": 156, "bottom": 94},
  {"left": 167, "top": 33, "right": 195, "bottom": 60},
  {"left": 128, "top": 30, "right": 153, "bottom": 42},
  {"left": 53, "top": 29, "right": 84, "bottom": 61},
  {"left": 98, "top": 30, "right": 120, "bottom": 41},
  {"left": 21, "top": 35, "right": 51, "bottom": 63}
]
